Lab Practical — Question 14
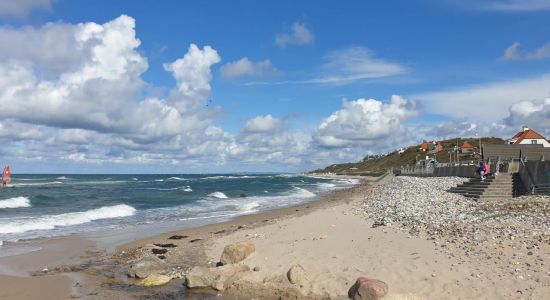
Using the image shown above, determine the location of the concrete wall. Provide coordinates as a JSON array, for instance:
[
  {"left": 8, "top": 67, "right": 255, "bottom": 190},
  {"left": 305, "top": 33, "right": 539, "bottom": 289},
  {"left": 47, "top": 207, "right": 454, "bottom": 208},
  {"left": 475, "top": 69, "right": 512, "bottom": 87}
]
[
  {"left": 400, "top": 165, "right": 477, "bottom": 177},
  {"left": 518, "top": 161, "right": 550, "bottom": 195}
]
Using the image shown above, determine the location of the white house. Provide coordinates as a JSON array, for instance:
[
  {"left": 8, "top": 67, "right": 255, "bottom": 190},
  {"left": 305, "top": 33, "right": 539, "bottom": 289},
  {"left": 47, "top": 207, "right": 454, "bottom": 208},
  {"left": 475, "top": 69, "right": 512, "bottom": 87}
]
[{"left": 507, "top": 126, "right": 550, "bottom": 148}]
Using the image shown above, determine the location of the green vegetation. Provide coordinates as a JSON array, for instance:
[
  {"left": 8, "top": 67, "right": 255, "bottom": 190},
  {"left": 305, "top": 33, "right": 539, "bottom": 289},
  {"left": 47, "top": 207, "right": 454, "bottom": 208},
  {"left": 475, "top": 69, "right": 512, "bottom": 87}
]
[{"left": 311, "top": 137, "right": 504, "bottom": 175}]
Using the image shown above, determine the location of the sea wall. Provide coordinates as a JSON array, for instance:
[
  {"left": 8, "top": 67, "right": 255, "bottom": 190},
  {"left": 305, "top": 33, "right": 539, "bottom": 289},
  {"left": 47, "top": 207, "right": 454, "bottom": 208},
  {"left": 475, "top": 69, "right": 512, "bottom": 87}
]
[
  {"left": 519, "top": 161, "right": 550, "bottom": 195},
  {"left": 399, "top": 165, "right": 477, "bottom": 177}
]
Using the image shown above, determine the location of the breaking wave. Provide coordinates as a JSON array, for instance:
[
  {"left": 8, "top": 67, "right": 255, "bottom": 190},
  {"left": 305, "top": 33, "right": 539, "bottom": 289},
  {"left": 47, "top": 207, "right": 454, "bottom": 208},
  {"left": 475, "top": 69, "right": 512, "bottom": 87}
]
[
  {"left": 0, "top": 204, "right": 136, "bottom": 234},
  {"left": 208, "top": 192, "right": 229, "bottom": 199},
  {"left": 0, "top": 197, "right": 31, "bottom": 209}
]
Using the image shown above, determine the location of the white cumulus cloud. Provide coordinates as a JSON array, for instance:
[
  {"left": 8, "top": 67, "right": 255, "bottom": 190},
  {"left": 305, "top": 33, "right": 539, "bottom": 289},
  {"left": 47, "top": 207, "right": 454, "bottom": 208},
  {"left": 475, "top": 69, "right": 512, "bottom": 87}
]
[
  {"left": 0, "top": 15, "right": 237, "bottom": 169},
  {"left": 314, "top": 95, "right": 419, "bottom": 148},
  {"left": 242, "top": 115, "right": 282, "bottom": 134}
]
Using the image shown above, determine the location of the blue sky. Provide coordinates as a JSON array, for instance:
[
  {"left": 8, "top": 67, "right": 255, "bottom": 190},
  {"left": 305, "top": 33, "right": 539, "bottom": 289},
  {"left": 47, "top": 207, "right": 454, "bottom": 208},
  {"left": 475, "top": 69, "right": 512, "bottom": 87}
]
[{"left": 0, "top": 0, "right": 549, "bottom": 173}]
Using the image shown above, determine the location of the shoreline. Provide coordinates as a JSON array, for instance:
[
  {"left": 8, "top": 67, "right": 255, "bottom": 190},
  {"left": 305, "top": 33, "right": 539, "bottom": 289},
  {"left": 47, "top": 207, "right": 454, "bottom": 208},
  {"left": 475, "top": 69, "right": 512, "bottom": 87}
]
[{"left": 0, "top": 174, "right": 369, "bottom": 299}]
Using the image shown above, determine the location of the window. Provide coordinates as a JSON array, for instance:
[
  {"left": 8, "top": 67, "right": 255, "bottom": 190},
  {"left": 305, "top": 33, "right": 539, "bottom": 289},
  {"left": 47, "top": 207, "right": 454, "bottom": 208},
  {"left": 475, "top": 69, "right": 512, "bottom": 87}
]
[{"left": 531, "top": 140, "right": 538, "bottom": 144}]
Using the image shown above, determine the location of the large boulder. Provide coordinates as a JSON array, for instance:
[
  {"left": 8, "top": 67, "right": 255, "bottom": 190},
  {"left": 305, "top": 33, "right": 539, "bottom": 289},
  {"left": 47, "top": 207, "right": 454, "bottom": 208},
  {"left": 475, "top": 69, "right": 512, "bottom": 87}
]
[
  {"left": 286, "top": 264, "right": 308, "bottom": 284},
  {"left": 139, "top": 274, "right": 172, "bottom": 287},
  {"left": 348, "top": 277, "right": 388, "bottom": 300},
  {"left": 220, "top": 241, "right": 255, "bottom": 265},
  {"left": 185, "top": 267, "right": 216, "bottom": 288},
  {"left": 128, "top": 256, "right": 167, "bottom": 279},
  {"left": 211, "top": 264, "right": 251, "bottom": 291}
]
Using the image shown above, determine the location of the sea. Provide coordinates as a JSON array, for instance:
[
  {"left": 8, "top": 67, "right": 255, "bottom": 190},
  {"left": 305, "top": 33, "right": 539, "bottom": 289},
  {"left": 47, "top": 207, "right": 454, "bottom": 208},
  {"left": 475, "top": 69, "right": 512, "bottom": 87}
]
[{"left": 0, "top": 174, "right": 357, "bottom": 245}]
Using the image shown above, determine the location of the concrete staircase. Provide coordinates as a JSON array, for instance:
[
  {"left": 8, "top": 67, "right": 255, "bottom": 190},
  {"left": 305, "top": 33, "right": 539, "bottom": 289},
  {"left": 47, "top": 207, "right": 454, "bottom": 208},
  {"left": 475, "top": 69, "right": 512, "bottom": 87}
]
[{"left": 448, "top": 173, "right": 517, "bottom": 200}]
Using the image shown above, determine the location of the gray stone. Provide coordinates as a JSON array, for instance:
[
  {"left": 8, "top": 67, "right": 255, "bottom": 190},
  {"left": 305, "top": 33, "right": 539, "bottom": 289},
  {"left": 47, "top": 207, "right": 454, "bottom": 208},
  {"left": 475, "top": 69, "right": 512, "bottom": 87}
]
[
  {"left": 220, "top": 241, "right": 255, "bottom": 265},
  {"left": 128, "top": 256, "right": 167, "bottom": 279},
  {"left": 286, "top": 264, "right": 308, "bottom": 284},
  {"left": 185, "top": 267, "right": 216, "bottom": 288},
  {"left": 348, "top": 277, "right": 388, "bottom": 300}
]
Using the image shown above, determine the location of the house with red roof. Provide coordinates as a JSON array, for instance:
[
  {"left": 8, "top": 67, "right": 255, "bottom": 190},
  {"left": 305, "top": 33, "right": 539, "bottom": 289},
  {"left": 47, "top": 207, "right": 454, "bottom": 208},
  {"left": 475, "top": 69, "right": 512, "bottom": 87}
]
[
  {"left": 460, "top": 142, "right": 474, "bottom": 153},
  {"left": 507, "top": 126, "right": 550, "bottom": 148}
]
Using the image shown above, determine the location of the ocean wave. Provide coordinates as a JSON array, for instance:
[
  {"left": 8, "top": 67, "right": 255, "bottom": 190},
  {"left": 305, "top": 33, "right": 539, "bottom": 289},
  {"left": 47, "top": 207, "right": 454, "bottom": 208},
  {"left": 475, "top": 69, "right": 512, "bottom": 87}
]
[
  {"left": 145, "top": 187, "right": 181, "bottom": 191},
  {"left": 291, "top": 187, "right": 316, "bottom": 198},
  {"left": 239, "top": 201, "right": 260, "bottom": 212},
  {"left": 202, "top": 175, "right": 267, "bottom": 180},
  {"left": 179, "top": 212, "right": 240, "bottom": 221},
  {"left": 0, "top": 204, "right": 136, "bottom": 234},
  {"left": 276, "top": 174, "right": 297, "bottom": 178},
  {"left": 208, "top": 192, "right": 229, "bottom": 199},
  {"left": 56, "top": 176, "right": 68, "bottom": 180},
  {"left": 316, "top": 182, "right": 337, "bottom": 189},
  {"left": 154, "top": 179, "right": 164, "bottom": 182},
  {"left": 71, "top": 180, "right": 130, "bottom": 185},
  {"left": 182, "top": 187, "right": 192, "bottom": 192},
  {"left": 166, "top": 177, "right": 185, "bottom": 181},
  {"left": 0, "top": 197, "right": 31, "bottom": 209},
  {"left": 11, "top": 181, "right": 63, "bottom": 187}
]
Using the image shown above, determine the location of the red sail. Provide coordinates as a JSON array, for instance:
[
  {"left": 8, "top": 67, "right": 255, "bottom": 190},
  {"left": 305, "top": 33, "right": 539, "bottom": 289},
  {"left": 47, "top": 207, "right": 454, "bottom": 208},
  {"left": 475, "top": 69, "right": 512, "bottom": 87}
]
[{"left": 2, "top": 164, "right": 11, "bottom": 185}]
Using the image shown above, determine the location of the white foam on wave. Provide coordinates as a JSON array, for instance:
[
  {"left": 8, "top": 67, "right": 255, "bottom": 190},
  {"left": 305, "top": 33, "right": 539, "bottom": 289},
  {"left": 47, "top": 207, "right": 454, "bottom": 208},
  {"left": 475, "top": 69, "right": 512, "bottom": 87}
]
[
  {"left": 291, "top": 187, "right": 316, "bottom": 198},
  {"left": 317, "top": 182, "right": 337, "bottom": 189},
  {"left": 154, "top": 179, "right": 164, "bottom": 182},
  {"left": 239, "top": 201, "right": 260, "bottom": 212},
  {"left": 56, "top": 176, "right": 67, "bottom": 180},
  {"left": 202, "top": 175, "right": 266, "bottom": 180},
  {"left": 182, "top": 186, "right": 192, "bottom": 192},
  {"left": 167, "top": 177, "right": 185, "bottom": 181},
  {"left": 0, "top": 197, "right": 31, "bottom": 209},
  {"left": 146, "top": 187, "right": 181, "bottom": 191},
  {"left": 11, "top": 181, "right": 63, "bottom": 187},
  {"left": 208, "top": 192, "right": 228, "bottom": 199},
  {"left": 0, "top": 204, "right": 136, "bottom": 234}
]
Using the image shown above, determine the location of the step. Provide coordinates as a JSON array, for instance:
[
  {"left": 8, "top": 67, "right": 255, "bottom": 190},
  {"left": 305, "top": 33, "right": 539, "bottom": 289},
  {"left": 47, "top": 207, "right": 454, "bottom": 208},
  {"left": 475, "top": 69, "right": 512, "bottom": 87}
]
[{"left": 480, "top": 196, "right": 513, "bottom": 200}]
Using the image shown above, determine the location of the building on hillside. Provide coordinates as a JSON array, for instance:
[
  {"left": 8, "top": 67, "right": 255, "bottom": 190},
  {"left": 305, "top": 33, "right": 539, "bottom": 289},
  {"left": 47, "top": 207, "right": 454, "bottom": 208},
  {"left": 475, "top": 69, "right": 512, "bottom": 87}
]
[
  {"left": 420, "top": 141, "right": 442, "bottom": 153},
  {"left": 420, "top": 141, "right": 429, "bottom": 152},
  {"left": 507, "top": 126, "right": 550, "bottom": 148},
  {"left": 434, "top": 143, "right": 443, "bottom": 153},
  {"left": 461, "top": 142, "right": 474, "bottom": 154}
]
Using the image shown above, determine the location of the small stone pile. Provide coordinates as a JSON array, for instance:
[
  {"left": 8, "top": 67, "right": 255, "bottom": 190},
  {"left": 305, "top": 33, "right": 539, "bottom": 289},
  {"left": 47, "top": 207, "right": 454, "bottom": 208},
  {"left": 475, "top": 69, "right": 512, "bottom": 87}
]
[{"left": 357, "top": 176, "right": 477, "bottom": 236}]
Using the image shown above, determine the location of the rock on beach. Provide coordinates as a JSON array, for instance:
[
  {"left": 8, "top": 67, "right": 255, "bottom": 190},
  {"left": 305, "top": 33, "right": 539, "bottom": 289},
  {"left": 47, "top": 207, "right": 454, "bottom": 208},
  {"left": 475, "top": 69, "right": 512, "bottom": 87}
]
[
  {"left": 348, "top": 277, "right": 388, "bottom": 300},
  {"left": 287, "top": 264, "right": 308, "bottom": 284},
  {"left": 128, "top": 255, "right": 168, "bottom": 279},
  {"left": 220, "top": 241, "right": 255, "bottom": 265}
]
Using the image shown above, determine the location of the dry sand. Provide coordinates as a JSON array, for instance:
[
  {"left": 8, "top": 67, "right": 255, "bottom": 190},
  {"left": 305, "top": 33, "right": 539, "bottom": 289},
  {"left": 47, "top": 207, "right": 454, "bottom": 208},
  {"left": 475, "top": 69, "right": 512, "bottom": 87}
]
[{"left": 117, "top": 175, "right": 550, "bottom": 299}]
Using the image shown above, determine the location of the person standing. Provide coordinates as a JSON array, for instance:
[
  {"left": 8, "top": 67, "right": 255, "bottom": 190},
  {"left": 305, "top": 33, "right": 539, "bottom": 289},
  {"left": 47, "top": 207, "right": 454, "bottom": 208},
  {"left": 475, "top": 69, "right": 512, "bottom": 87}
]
[{"left": 478, "top": 162, "right": 486, "bottom": 181}]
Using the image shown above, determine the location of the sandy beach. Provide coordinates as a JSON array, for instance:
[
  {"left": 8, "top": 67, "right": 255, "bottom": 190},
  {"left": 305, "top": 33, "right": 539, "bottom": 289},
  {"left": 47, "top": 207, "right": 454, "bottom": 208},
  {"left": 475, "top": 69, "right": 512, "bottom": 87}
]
[{"left": 2, "top": 175, "right": 550, "bottom": 299}]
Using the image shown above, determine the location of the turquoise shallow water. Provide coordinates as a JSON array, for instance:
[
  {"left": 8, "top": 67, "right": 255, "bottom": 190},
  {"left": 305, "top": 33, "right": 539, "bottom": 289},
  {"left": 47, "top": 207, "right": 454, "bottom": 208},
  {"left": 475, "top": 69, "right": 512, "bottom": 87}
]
[{"left": 0, "top": 174, "right": 358, "bottom": 243}]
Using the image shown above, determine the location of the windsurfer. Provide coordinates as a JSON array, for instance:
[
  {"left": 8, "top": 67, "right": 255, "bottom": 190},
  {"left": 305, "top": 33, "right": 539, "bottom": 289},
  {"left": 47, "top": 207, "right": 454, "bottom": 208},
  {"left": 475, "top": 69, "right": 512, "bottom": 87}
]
[{"left": 2, "top": 164, "right": 11, "bottom": 188}]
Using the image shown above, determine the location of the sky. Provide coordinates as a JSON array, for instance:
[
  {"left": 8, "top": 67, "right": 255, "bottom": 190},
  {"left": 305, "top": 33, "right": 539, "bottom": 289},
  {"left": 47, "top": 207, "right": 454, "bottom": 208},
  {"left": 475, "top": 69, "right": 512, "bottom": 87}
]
[{"left": 0, "top": 0, "right": 549, "bottom": 173}]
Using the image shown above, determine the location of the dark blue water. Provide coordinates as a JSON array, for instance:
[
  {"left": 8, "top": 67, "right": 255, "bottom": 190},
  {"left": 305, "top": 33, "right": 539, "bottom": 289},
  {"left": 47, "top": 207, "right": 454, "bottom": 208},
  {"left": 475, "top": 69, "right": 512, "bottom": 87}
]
[{"left": 0, "top": 174, "right": 357, "bottom": 243}]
